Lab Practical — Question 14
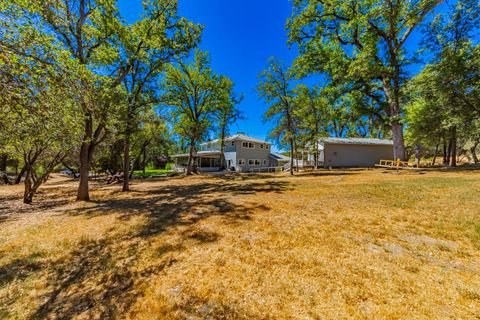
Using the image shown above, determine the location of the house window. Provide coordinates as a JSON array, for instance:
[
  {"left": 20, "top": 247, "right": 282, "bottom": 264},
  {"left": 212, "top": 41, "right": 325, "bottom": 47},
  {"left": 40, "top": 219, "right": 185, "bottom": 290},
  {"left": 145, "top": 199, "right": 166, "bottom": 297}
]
[
  {"left": 231, "top": 141, "right": 235, "bottom": 146},
  {"left": 248, "top": 159, "right": 255, "bottom": 165},
  {"left": 260, "top": 144, "right": 264, "bottom": 149},
  {"left": 266, "top": 145, "right": 269, "bottom": 150},
  {"left": 242, "top": 142, "right": 254, "bottom": 149},
  {"left": 263, "top": 159, "right": 268, "bottom": 165},
  {"left": 238, "top": 159, "right": 246, "bottom": 165},
  {"left": 254, "top": 159, "right": 261, "bottom": 165}
]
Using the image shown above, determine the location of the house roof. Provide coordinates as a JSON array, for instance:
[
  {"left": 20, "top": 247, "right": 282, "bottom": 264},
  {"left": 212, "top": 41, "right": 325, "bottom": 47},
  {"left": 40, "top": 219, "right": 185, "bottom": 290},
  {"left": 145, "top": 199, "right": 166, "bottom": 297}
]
[
  {"left": 319, "top": 137, "right": 394, "bottom": 146},
  {"left": 201, "top": 134, "right": 269, "bottom": 145},
  {"left": 269, "top": 152, "right": 290, "bottom": 161},
  {"left": 171, "top": 151, "right": 221, "bottom": 158}
]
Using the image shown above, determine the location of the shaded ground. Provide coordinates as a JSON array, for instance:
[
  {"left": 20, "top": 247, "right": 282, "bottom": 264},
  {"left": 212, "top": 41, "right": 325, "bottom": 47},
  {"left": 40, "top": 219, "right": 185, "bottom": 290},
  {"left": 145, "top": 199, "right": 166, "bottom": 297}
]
[{"left": 0, "top": 170, "right": 479, "bottom": 319}]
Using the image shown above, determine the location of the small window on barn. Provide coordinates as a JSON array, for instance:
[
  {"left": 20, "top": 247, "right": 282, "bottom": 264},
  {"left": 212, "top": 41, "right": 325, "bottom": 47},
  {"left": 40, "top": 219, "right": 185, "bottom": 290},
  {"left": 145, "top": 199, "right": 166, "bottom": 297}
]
[
  {"left": 248, "top": 159, "right": 255, "bottom": 165},
  {"left": 238, "top": 159, "right": 246, "bottom": 165},
  {"left": 266, "top": 145, "right": 269, "bottom": 150},
  {"left": 255, "top": 159, "right": 261, "bottom": 165},
  {"left": 260, "top": 144, "right": 264, "bottom": 149}
]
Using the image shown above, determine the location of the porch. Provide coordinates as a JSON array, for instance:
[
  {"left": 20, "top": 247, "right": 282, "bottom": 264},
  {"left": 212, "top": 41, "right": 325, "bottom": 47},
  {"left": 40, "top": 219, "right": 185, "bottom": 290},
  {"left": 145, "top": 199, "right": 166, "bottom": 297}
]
[{"left": 172, "top": 151, "right": 223, "bottom": 172}]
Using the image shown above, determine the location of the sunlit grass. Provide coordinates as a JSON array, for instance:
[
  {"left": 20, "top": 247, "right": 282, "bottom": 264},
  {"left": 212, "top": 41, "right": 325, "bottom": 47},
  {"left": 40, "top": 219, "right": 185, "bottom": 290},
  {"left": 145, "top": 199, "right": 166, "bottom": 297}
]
[
  {"left": 0, "top": 169, "right": 479, "bottom": 319},
  {"left": 132, "top": 168, "right": 174, "bottom": 178}
]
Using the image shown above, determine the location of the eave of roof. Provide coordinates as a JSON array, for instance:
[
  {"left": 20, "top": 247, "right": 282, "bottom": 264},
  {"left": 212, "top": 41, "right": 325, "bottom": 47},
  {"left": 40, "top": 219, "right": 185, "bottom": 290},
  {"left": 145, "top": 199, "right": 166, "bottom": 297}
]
[
  {"left": 201, "top": 134, "right": 269, "bottom": 145},
  {"left": 171, "top": 151, "right": 222, "bottom": 158},
  {"left": 269, "top": 152, "right": 290, "bottom": 161}
]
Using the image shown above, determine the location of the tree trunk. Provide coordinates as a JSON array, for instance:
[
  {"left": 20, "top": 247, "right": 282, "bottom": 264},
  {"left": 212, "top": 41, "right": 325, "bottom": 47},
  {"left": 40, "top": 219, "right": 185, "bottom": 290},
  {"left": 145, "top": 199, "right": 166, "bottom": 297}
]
[
  {"left": 186, "top": 138, "right": 195, "bottom": 175},
  {"left": 0, "top": 154, "right": 7, "bottom": 171},
  {"left": 77, "top": 116, "right": 93, "bottom": 201},
  {"left": 450, "top": 127, "right": 457, "bottom": 167},
  {"left": 289, "top": 138, "right": 294, "bottom": 176},
  {"left": 219, "top": 126, "right": 226, "bottom": 171},
  {"left": 23, "top": 185, "right": 33, "bottom": 204},
  {"left": 23, "top": 166, "right": 33, "bottom": 204},
  {"left": 122, "top": 128, "right": 131, "bottom": 192},
  {"left": 391, "top": 121, "right": 406, "bottom": 161},
  {"left": 382, "top": 78, "right": 406, "bottom": 161},
  {"left": 142, "top": 145, "right": 147, "bottom": 173},
  {"left": 15, "top": 164, "right": 26, "bottom": 184},
  {"left": 62, "top": 162, "right": 79, "bottom": 179},
  {"left": 295, "top": 144, "right": 299, "bottom": 172},
  {"left": 1, "top": 173, "right": 12, "bottom": 185},
  {"left": 130, "top": 142, "right": 147, "bottom": 179},
  {"left": 471, "top": 144, "right": 479, "bottom": 164},
  {"left": 446, "top": 138, "right": 452, "bottom": 165},
  {"left": 314, "top": 121, "right": 319, "bottom": 169},
  {"left": 443, "top": 139, "right": 448, "bottom": 165},
  {"left": 432, "top": 141, "right": 440, "bottom": 166},
  {"left": 23, "top": 170, "right": 45, "bottom": 204},
  {"left": 77, "top": 142, "right": 91, "bottom": 201}
]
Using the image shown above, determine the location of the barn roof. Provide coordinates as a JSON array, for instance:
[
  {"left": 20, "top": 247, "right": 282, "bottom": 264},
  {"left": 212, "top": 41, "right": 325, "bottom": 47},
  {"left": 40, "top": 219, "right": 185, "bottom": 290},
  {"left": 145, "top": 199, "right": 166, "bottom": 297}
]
[{"left": 319, "top": 137, "right": 394, "bottom": 146}]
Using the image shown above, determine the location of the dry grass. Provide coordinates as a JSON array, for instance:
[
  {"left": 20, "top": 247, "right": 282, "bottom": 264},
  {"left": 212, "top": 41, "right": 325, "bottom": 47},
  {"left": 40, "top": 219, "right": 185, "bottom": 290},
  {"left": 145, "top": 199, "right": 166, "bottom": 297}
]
[{"left": 0, "top": 169, "right": 479, "bottom": 319}]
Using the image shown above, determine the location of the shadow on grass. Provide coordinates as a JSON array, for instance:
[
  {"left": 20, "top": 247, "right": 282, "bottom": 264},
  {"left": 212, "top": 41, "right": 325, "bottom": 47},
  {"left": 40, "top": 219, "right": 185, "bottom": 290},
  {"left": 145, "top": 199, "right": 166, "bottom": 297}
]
[
  {"left": 68, "top": 179, "right": 290, "bottom": 239},
  {"left": 0, "top": 187, "right": 71, "bottom": 220},
  {"left": 0, "top": 253, "right": 45, "bottom": 286},
  {"left": 28, "top": 238, "right": 165, "bottom": 320},
  {"left": 218, "top": 170, "right": 358, "bottom": 182},
  {"left": 11, "top": 178, "right": 290, "bottom": 319}
]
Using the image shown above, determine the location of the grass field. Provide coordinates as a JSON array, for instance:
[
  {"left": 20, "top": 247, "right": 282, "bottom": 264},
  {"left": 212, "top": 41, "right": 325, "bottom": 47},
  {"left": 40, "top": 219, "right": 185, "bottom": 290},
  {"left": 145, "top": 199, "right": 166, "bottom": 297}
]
[
  {"left": 132, "top": 168, "right": 174, "bottom": 178},
  {"left": 0, "top": 169, "right": 479, "bottom": 319}
]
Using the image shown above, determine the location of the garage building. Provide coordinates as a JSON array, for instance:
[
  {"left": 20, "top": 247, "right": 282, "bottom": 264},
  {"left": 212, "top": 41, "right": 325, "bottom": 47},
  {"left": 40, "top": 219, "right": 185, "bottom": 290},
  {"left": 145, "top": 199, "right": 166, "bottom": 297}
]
[{"left": 308, "top": 138, "right": 394, "bottom": 168}]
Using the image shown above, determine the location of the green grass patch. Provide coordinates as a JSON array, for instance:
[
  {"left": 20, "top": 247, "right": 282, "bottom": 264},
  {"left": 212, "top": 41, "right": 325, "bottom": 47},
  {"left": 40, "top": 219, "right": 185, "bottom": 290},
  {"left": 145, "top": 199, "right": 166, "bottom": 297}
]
[
  {"left": 133, "top": 169, "right": 174, "bottom": 178},
  {"left": 474, "top": 223, "right": 480, "bottom": 243}
]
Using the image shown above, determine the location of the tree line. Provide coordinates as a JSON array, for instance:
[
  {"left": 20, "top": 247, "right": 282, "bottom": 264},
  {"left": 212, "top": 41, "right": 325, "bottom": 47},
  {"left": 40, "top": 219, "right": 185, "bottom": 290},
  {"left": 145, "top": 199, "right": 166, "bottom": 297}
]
[
  {"left": 0, "top": 0, "right": 240, "bottom": 203},
  {"left": 258, "top": 0, "right": 479, "bottom": 174}
]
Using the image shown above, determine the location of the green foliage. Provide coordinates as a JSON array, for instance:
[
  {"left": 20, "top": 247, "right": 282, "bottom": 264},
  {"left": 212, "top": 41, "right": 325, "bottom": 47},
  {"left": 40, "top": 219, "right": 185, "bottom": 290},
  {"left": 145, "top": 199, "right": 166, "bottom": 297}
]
[
  {"left": 0, "top": 22, "right": 83, "bottom": 201},
  {"left": 1, "top": 0, "right": 204, "bottom": 196},
  {"left": 258, "top": 58, "right": 298, "bottom": 149},
  {"left": 162, "top": 51, "right": 235, "bottom": 144},
  {"left": 287, "top": 0, "right": 442, "bottom": 159},
  {"left": 405, "top": 0, "right": 480, "bottom": 163},
  {"left": 165, "top": 162, "right": 174, "bottom": 171}
]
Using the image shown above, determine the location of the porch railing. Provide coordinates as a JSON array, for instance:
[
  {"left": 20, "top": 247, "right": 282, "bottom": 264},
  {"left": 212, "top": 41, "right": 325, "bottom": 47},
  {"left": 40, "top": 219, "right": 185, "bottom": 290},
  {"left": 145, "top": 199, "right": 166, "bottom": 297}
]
[{"left": 249, "top": 166, "right": 284, "bottom": 173}]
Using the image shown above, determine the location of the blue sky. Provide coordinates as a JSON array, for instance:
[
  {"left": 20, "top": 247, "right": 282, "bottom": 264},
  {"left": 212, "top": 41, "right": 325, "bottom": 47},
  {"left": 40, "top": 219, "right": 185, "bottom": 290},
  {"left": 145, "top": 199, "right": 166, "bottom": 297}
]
[{"left": 118, "top": 0, "right": 297, "bottom": 143}]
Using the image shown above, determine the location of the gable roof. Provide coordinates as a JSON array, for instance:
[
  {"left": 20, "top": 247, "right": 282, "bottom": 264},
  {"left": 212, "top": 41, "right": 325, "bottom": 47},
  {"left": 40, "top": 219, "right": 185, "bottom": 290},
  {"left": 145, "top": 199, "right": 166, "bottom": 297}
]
[
  {"left": 319, "top": 137, "right": 393, "bottom": 146},
  {"left": 201, "top": 134, "right": 269, "bottom": 145}
]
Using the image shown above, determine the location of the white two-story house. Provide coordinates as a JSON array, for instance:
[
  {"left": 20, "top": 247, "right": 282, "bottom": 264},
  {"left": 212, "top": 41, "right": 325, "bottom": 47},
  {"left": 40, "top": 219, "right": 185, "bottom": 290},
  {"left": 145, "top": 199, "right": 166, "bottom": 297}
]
[{"left": 172, "top": 134, "right": 290, "bottom": 172}]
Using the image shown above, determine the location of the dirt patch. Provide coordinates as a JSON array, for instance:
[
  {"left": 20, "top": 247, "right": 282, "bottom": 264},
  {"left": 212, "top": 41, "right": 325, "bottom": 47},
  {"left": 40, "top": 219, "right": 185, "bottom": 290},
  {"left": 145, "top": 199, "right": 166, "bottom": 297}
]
[{"left": 398, "top": 234, "right": 460, "bottom": 250}]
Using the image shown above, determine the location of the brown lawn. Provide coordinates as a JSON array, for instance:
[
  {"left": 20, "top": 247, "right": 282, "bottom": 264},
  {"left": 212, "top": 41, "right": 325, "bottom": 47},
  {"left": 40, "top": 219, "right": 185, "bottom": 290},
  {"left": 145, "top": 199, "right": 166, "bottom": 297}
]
[{"left": 0, "top": 169, "right": 479, "bottom": 319}]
